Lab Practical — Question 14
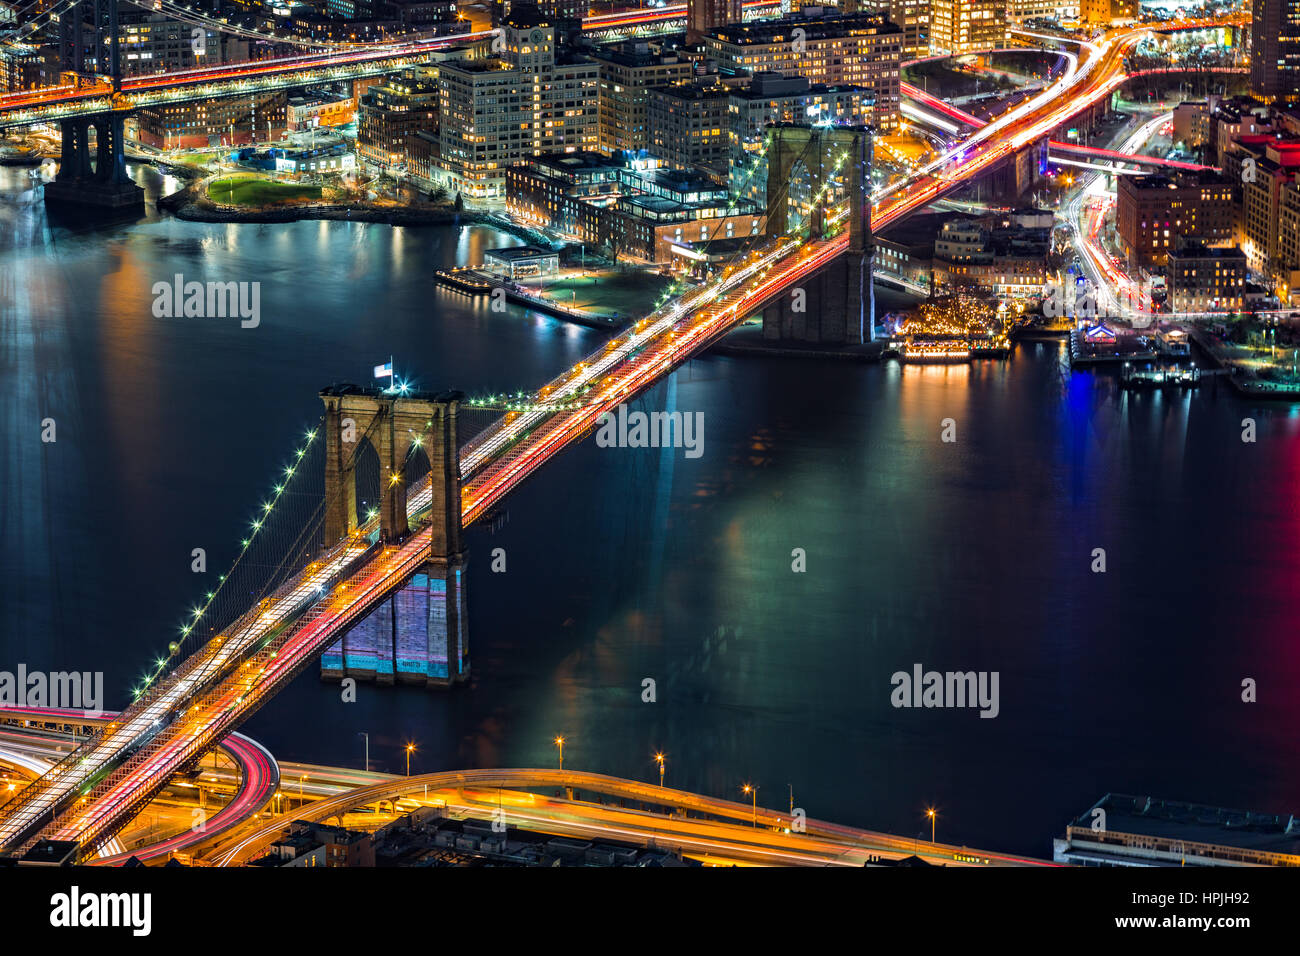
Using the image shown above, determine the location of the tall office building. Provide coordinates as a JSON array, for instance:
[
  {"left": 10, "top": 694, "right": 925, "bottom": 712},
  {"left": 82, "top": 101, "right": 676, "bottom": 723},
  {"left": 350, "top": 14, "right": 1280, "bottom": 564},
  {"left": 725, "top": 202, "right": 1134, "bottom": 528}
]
[
  {"left": 687, "top": 0, "right": 743, "bottom": 44},
  {"left": 930, "top": 0, "right": 1006, "bottom": 55},
  {"left": 1251, "top": 0, "right": 1300, "bottom": 103},
  {"left": 648, "top": 81, "right": 732, "bottom": 180}
]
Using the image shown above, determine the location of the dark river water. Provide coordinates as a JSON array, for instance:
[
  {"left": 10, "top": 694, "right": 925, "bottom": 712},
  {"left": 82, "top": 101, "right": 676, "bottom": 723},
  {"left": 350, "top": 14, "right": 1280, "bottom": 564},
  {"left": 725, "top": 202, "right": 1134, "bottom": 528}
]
[{"left": 2, "top": 164, "right": 1298, "bottom": 858}]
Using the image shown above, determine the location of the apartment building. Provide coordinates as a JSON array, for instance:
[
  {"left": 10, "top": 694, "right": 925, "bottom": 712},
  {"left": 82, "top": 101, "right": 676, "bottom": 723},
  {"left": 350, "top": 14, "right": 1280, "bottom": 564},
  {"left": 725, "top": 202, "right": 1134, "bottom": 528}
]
[
  {"left": 687, "top": 0, "right": 743, "bottom": 44},
  {"left": 435, "top": 3, "right": 598, "bottom": 198},
  {"left": 357, "top": 68, "right": 439, "bottom": 169},
  {"left": 1115, "top": 172, "right": 1235, "bottom": 268},
  {"left": 704, "top": 9, "right": 902, "bottom": 130},
  {"left": 591, "top": 42, "right": 694, "bottom": 154},
  {"left": 1167, "top": 244, "right": 1248, "bottom": 313},
  {"left": 648, "top": 81, "right": 732, "bottom": 180},
  {"left": 930, "top": 0, "right": 1006, "bottom": 56}
]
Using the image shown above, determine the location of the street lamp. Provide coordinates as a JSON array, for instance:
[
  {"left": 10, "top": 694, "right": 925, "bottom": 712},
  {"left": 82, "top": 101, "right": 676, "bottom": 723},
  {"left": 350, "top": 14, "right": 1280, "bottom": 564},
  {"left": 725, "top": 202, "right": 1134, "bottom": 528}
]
[
  {"left": 654, "top": 753, "right": 665, "bottom": 787},
  {"left": 742, "top": 783, "right": 758, "bottom": 827},
  {"left": 554, "top": 735, "right": 565, "bottom": 771},
  {"left": 298, "top": 773, "right": 308, "bottom": 811},
  {"left": 406, "top": 742, "right": 416, "bottom": 776},
  {"left": 926, "top": 807, "right": 936, "bottom": 843}
]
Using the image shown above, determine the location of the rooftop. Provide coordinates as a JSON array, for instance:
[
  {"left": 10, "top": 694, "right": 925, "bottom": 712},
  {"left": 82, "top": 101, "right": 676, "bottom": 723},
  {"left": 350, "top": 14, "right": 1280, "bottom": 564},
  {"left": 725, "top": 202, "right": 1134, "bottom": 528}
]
[
  {"left": 1069, "top": 793, "right": 1300, "bottom": 859},
  {"left": 707, "top": 10, "right": 902, "bottom": 45}
]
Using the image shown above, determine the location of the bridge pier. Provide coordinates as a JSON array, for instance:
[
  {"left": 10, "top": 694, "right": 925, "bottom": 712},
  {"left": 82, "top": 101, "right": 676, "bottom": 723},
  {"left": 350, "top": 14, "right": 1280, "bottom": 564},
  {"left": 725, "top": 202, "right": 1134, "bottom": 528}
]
[
  {"left": 319, "top": 386, "right": 470, "bottom": 689},
  {"left": 44, "top": 114, "right": 145, "bottom": 211},
  {"left": 44, "top": 0, "right": 143, "bottom": 212},
  {"left": 974, "top": 136, "right": 1045, "bottom": 203}
]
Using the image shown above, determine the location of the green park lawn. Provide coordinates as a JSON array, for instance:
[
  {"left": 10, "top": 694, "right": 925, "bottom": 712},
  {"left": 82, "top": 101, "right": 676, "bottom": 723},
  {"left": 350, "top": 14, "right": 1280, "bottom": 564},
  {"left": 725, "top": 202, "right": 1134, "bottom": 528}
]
[{"left": 208, "top": 175, "right": 322, "bottom": 206}]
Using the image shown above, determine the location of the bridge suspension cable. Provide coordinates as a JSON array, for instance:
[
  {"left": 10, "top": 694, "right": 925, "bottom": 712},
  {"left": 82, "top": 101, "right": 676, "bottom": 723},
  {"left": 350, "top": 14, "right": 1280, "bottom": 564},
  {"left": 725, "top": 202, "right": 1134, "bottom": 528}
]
[{"left": 0, "top": 406, "right": 429, "bottom": 856}]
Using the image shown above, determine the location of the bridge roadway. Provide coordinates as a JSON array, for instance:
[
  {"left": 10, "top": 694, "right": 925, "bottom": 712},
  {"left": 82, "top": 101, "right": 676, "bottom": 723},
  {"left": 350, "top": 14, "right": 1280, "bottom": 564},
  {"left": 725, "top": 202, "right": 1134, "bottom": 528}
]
[
  {"left": 0, "top": 14, "right": 1238, "bottom": 860},
  {"left": 209, "top": 768, "right": 1055, "bottom": 868},
  {"left": 0, "top": 0, "right": 784, "bottom": 129},
  {"left": 904, "top": 76, "right": 1221, "bottom": 172},
  {"left": 0, "top": 706, "right": 277, "bottom": 864}
]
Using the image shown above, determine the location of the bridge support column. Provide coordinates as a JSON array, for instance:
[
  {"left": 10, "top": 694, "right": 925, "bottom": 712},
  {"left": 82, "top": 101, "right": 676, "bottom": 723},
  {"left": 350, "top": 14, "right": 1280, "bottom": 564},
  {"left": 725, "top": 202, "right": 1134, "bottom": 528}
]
[
  {"left": 320, "top": 386, "right": 469, "bottom": 689},
  {"left": 45, "top": 114, "right": 143, "bottom": 211},
  {"left": 46, "top": 0, "right": 142, "bottom": 212},
  {"left": 55, "top": 119, "right": 90, "bottom": 182}
]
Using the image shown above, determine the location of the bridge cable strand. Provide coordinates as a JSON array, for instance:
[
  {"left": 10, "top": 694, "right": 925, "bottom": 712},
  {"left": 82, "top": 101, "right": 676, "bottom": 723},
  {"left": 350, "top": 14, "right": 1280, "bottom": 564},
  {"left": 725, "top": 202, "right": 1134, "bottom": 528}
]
[{"left": 0, "top": 409, "right": 404, "bottom": 855}]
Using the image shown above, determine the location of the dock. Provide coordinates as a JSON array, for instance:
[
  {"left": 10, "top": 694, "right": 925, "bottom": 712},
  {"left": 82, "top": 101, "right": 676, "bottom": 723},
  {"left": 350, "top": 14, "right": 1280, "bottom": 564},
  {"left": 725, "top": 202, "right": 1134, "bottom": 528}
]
[
  {"left": 437, "top": 268, "right": 620, "bottom": 329},
  {"left": 1119, "top": 361, "right": 1201, "bottom": 389},
  {"left": 435, "top": 268, "right": 491, "bottom": 295}
]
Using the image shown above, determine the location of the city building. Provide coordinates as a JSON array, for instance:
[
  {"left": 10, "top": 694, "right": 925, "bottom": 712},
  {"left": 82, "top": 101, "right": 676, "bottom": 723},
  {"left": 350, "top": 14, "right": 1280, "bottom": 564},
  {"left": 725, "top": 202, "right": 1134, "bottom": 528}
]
[
  {"left": 435, "top": 3, "right": 598, "bottom": 199},
  {"left": 591, "top": 42, "right": 694, "bottom": 154},
  {"left": 929, "top": 0, "right": 1006, "bottom": 56},
  {"left": 0, "top": 47, "right": 44, "bottom": 92},
  {"left": 119, "top": 11, "right": 219, "bottom": 74},
  {"left": 1172, "top": 100, "right": 1209, "bottom": 151},
  {"left": 703, "top": 9, "right": 902, "bottom": 131},
  {"left": 1207, "top": 97, "right": 1272, "bottom": 165},
  {"left": 648, "top": 81, "right": 732, "bottom": 180},
  {"left": 1054, "top": 794, "right": 1300, "bottom": 867},
  {"left": 408, "top": 129, "right": 442, "bottom": 182},
  {"left": 256, "top": 822, "right": 376, "bottom": 868},
  {"left": 687, "top": 0, "right": 743, "bottom": 44},
  {"left": 883, "top": 0, "right": 930, "bottom": 59},
  {"left": 1006, "top": 0, "right": 1057, "bottom": 24},
  {"left": 1228, "top": 139, "right": 1300, "bottom": 274},
  {"left": 505, "top": 152, "right": 764, "bottom": 262},
  {"left": 1079, "top": 0, "right": 1139, "bottom": 27},
  {"left": 133, "top": 91, "right": 288, "bottom": 150},
  {"left": 357, "top": 68, "right": 439, "bottom": 170},
  {"left": 287, "top": 90, "right": 356, "bottom": 132},
  {"left": 1167, "top": 244, "right": 1248, "bottom": 314},
  {"left": 1115, "top": 172, "right": 1235, "bottom": 268},
  {"left": 1251, "top": 0, "right": 1300, "bottom": 103},
  {"left": 930, "top": 212, "right": 1051, "bottom": 298}
]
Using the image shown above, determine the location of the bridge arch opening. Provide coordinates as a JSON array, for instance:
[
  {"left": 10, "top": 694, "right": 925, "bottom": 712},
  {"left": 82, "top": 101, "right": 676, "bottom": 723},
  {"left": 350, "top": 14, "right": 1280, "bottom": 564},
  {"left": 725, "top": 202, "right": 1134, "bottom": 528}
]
[{"left": 350, "top": 436, "right": 381, "bottom": 529}]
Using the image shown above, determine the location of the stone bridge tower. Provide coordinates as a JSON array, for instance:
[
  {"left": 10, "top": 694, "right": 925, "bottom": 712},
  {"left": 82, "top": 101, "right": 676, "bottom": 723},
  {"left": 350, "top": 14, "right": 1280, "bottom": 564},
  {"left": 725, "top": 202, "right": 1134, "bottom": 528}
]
[
  {"left": 762, "top": 123, "right": 873, "bottom": 346},
  {"left": 318, "top": 386, "right": 469, "bottom": 688}
]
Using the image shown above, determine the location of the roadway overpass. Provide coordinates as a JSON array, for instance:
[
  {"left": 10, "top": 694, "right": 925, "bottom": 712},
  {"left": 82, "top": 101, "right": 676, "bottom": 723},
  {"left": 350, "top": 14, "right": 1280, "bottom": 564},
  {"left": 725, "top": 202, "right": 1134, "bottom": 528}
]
[
  {"left": 2, "top": 708, "right": 1054, "bottom": 867},
  {"left": 0, "top": 706, "right": 277, "bottom": 864},
  {"left": 209, "top": 768, "right": 1057, "bottom": 868}
]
